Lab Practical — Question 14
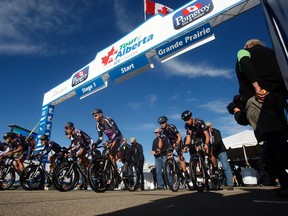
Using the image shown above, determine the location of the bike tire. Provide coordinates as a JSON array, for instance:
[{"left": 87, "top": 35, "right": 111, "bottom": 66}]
[
  {"left": 20, "top": 165, "right": 45, "bottom": 190},
  {"left": 88, "top": 156, "right": 113, "bottom": 193},
  {"left": 0, "top": 166, "right": 15, "bottom": 190},
  {"left": 163, "top": 159, "right": 180, "bottom": 192},
  {"left": 207, "top": 162, "right": 220, "bottom": 191},
  {"left": 122, "top": 162, "right": 139, "bottom": 192},
  {"left": 189, "top": 156, "right": 206, "bottom": 193},
  {"left": 185, "top": 165, "right": 194, "bottom": 190},
  {"left": 52, "top": 162, "right": 79, "bottom": 192}
]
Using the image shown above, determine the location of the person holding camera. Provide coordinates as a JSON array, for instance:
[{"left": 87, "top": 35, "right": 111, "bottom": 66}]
[
  {"left": 235, "top": 39, "right": 288, "bottom": 197},
  {"left": 152, "top": 128, "right": 170, "bottom": 190},
  {"left": 227, "top": 95, "right": 250, "bottom": 126}
]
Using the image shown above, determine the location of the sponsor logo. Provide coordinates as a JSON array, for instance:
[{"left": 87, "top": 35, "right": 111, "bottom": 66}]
[
  {"left": 173, "top": 0, "right": 214, "bottom": 30},
  {"left": 101, "top": 34, "right": 154, "bottom": 67},
  {"left": 71, "top": 66, "right": 89, "bottom": 87}
]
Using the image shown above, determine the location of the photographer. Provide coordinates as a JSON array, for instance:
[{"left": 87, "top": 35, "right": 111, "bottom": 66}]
[{"left": 227, "top": 95, "right": 250, "bottom": 126}]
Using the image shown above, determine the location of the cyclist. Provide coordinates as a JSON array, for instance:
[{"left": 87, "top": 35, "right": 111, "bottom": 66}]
[
  {"left": 119, "top": 138, "right": 131, "bottom": 163},
  {"left": 0, "top": 139, "right": 11, "bottom": 160},
  {"left": 91, "top": 108, "right": 123, "bottom": 165},
  {"left": 38, "top": 134, "right": 63, "bottom": 173},
  {"left": 181, "top": 110, "right": 218, "bottom": 173},
  {"left": 64, "top": 122, "right": 92, "bottom": 171},
  {"left": 158, "top": 116, "right": 190, "bottom": 183},
  {"left": 4, "top": 132, "right": 30, "bottom": 172}
]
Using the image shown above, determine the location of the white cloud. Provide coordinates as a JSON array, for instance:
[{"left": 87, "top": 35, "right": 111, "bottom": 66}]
[
  {"left": 163, "top": 59, "right": 233, "bottom": 79},
  {"left": 146, "top": 94, "right": 158, "bottom": 107},
  {"left": 198, "top": 100, "right": 229, "bottom": 114},
  {"left": 127, "top": 102, "right": 142, "bottom": 109},
  {"left": 0, "top": 0, "right": 93, "bottom": 55}
]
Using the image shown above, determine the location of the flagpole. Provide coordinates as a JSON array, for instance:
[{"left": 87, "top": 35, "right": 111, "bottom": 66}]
[{"left": 144, "top": 0, "right": 146, "bottom": 21}]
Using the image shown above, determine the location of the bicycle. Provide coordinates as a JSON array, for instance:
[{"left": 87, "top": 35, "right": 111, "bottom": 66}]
[
  {"left": 189, "top": 142, "right": 220, "bottom": 193},
  {"left": 20, "top": 151, "right": 65, "bottom": 190},
  {"left": 52, "top": 149, "right": 88, "bottom": 192},
  {"left": 88, "top": 144, "right": 139, "bottom": 193},
  {"left": 0, "top": 156, "right": 23, "bottom": 190},
  {"left": 163, "top": 148, "right": 194, "bottom": 192}
]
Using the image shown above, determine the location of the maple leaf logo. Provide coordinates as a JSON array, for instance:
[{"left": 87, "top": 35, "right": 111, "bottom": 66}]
[
  {"left": 101, "top": 46, "right": 118, "bottom": 66},
  {"left": 158, "top": 6, "right": 169, "bottom": 15}
]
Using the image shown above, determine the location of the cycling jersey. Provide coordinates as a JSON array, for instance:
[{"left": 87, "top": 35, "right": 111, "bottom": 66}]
[
  {"left": 160, "top": 124, "right": 180, "bottom": 144},
  {"left": 40, "top": 140, "right": 62, "bottom": 156},
  {"left": 95, "top": 117, "right": 122, "bottom": 145},
  {"left": 184, "top": 118, "right": 208, "bottom": 143},
  {"left": 71, "top": 129, "right": 92, "bottom": 150},
  {"left": 0, "top": 142, "right": 10, "bottom": 157}
]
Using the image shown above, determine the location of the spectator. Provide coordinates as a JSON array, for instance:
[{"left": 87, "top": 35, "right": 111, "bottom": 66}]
[
  {"left": 235, "top": 39, "right": 288, "bottom": 197},
  {"left": 152, "top": 128, "right": 170, "bottom": 190},
  {"left": 130, "top": 137, "right": 145, "bottom": 191},
  {"left": 206, "top": 122, "right": 234, "bottom": 190},
  {"left": 119, "top": 138, "right": 131, "bottom": 162}
]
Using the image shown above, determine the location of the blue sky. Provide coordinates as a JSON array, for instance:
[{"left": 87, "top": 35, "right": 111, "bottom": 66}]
[{"left": 0, "top": 0, "right": 272, "bottom": 164}]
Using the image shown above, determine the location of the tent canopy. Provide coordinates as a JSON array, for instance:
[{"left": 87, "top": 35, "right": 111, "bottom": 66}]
[
  {"left": 223, "top": 130, "right": 258, "bottom": 149},
  {"left": 223, "top": 130, "right": 263, "bottom": 168}
]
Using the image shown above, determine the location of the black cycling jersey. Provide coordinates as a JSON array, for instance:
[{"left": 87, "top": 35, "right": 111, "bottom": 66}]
[
  {"left": 184, "top": 118, "right": 208, "bottom": 143},
  {"left": 71, "top": 129, "right": 92, "bottom": 149},
  {"left": 95, "top": 117, "right": 122, "bottom": 145},
  {"left": 160, "top": 124, "right": 180, "bottom": 144}
]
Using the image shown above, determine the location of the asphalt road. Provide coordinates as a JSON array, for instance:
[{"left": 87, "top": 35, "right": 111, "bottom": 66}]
[{"left": 0, "top": 186, "right": 287, "bottom": 216}]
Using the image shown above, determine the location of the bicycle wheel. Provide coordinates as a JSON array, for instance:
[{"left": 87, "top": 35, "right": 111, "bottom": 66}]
[
  {"left": 207, "top": 162, "right": 220, "bottom": 191},
  {"left": 0, "top": 166, "right": 15, "bottom": 190},
  {"left": 88, "top": 157, "right": 113, "bottom": 193},
  {"left": 20, "top": 165, "right": 45, "bottom": 190},
  {"left": 52, "top": 162, "right": 79, "bottom": 192},
  {"left": 185, "top": 165, "right": 194, "bottom": 190},
  {"left": 189, "top": 156, "right": 206, "bottom": 193},
  {"left": 122, "top": 163, "right": 139, "bottom": 191},
  {"left": 163, "top": 159, "right": 180, "bottom": 192}
]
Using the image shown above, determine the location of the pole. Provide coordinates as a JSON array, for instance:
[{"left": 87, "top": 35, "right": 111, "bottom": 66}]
[
  {"left": 25, "top": 120, "right": 40, "bottom": 141},
  {"left": 144, "top": 0, "right": 147, "bottom": 21}
]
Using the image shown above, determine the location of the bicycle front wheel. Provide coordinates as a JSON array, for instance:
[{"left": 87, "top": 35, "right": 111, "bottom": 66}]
[
  {"left": 122, "top": 163, "right": 139, "bottom": 191},
  {"left": 52, "top": 162, "right": 79, "bottom": 192},
  {"left": 88, "top": 157, "right": 113, "bottom": 193},
  {"left": 189, "top": 156, "right": 206, "bottom": 193},
  {"left": 163, "top": 159, "right": 180, "bottom": 192},
  {"left": 0, "top": 166, "right": 15, "bottom": 190},
  {"left": 20, "top": 165, "right": 45, "bottom": 190}
]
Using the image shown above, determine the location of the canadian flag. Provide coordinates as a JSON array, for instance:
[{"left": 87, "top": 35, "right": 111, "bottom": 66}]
[
  {"left": 182, "top": 3, "right": 202, "bottom": 16},
  {"left": 146, "top": 0, "right": 173, "bottom": 16}
]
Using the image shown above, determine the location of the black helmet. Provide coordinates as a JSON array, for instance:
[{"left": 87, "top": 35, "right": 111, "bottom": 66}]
[
  {"left": 3, "top": 132, "right": 12, "bottom": 140},
  {"left": 181, "top": 110, "right": 192, "bottom": 121},
  {"left": 92, "top": 108, "right": 103, "bottom": 116},
  {"left": 40, "top": 134, "right": 48, "bottom": 141},
  {"left": 64, "top": 122, "right": 74, "bottom": 129},
  {"left": 158, "top": 116, "right": 168, "bottom": 124}
]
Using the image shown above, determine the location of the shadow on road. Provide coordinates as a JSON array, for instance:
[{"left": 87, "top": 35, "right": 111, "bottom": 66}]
[{"left": 98, "top": 188, "right": 288, "bottom": 216}]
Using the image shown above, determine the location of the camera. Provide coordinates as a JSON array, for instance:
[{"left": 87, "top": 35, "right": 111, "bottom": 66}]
[{"left": 226, "top": 95, "right": 245, "bottom": 114}]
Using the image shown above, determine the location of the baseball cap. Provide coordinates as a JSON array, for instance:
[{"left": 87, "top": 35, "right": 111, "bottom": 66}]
[
  {"left": 154, "top": 128, "right": 160, "bottom": 133},
  {"left": 205, "top": 122, "right": 212, "bottom": 127}
]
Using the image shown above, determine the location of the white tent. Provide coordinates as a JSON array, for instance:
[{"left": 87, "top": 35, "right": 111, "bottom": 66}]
[
  {"left": 223, "top": 130, "right": 260, "bottom": 167},
  {"left": 223, "top": 130, "right": 257, "bottom": 149}
]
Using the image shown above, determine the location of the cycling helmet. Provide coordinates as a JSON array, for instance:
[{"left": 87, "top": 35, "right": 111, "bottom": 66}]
[
  {"left": 40, "top": 134, "right": 48, "bottom": 141},
  {"left": 181, "top": 110, "right": 192, "bottom": 121},
  {"left": 3, "top": 132, "right": 12, "bottom": 140},
  {"left": 64, "top": 122, "right": 74, "bottom": 129},
  {"left": 92, "top": 108, "right": 103, "bottom": 116},
  {"left": 158, "top": 116, "right": 168, "bottom": 124}
]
